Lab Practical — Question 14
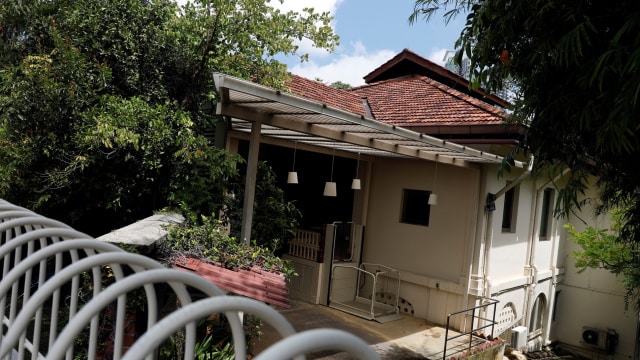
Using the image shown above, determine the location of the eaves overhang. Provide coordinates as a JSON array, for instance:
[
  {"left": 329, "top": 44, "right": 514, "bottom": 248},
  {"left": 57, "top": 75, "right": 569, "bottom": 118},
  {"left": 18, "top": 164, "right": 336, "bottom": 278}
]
[{"left": 213, "top": 73, "right": 526, "bottom": 169}]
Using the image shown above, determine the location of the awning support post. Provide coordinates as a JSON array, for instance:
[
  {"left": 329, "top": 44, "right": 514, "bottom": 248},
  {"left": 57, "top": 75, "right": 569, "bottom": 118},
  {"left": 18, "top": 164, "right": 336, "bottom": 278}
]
[{"left": 240, "top": 120, "right": 261, "bottom": 245}]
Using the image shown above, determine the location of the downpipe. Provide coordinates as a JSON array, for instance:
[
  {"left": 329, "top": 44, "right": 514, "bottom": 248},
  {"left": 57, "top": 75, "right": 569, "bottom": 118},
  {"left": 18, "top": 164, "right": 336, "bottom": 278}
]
[
  {"left": 483, "top": 156, "right": 534, "bottom": 299},
  {"left": 481, "top": 156, "right": 534, "bottom": 328}
]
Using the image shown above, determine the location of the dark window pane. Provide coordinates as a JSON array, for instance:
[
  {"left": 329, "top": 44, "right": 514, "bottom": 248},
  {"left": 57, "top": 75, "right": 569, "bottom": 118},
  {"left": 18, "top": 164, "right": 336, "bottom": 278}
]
[{"left": 401, "top": 189, "right": 431, "bottom": 226}]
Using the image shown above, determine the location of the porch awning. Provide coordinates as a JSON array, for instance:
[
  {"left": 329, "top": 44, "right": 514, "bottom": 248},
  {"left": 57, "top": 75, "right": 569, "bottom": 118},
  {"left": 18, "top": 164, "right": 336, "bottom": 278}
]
[{"left": 213, "top": 73, "right": 525, "bottom": 169}]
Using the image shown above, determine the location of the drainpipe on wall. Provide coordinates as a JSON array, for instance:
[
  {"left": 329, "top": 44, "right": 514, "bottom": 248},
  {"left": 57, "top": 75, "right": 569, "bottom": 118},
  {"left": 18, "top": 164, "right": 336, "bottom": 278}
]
[
  {"left": 464, "top": 166, "right": 487, "bottom": 315},
  {"left": 480, "top": 156, "right": 534, "bottom": 328},
  {"left": 483, "top": 199, "right": 496, "bottom": 301},
  {"left": 483, "top": 156, "right": 535, "bottom": 300},
  {"left": 546, "top": 235, "right": 560, "bottom": 345},
  {"left": 545, "top": 177, "right": 569, "bottom": 345},
  {"left": 524, "top": 167, "right": 570, "bottom": 339},
  {"left": 523, "top": 191, "right": 539, "bottom": 330}
]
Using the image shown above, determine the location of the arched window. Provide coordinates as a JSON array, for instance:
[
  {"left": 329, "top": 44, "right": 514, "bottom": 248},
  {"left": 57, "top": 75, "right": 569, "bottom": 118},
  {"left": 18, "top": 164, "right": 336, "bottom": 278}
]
[{"left": 528, "top": 295, "right": 546, "bottom": 337}]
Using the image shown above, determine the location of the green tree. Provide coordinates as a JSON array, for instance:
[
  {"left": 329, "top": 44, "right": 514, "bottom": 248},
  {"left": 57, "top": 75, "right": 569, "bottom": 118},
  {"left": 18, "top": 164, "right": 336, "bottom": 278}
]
[
  {"left": 0, "top": 0, "right": 337, "bottom": 235},
  {"left": 222, "top": 161, "right": 301, "bottom": 253},
  {"left": 330, "top": 81, "right": 352, "bottom": 90},
  {"left": 411, "top": 0, "right": 640, "bottom": 302},
  {"left": 566, "top": 207, "right": 640, "bottom": 309}
]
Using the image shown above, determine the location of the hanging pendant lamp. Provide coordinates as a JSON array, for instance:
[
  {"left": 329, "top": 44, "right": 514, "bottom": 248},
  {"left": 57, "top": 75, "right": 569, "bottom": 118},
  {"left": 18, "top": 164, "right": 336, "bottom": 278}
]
[
  {"left": 287, "top": 141, "right": 298, "bottom": 184},
  {"left": 351, "top": 152, "right": 361, "bottom": 190},
  {"left": 323, "top": 151, "right": 337, "bottom": 197},
  {"left": 428, "top": 157, "right": 438, "bottom": 205}
]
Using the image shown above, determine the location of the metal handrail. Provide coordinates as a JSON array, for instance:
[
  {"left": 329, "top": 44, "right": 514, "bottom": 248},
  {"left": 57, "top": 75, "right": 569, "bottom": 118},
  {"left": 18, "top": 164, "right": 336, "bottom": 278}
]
[
  {"left": 0, "top": 199, "right": 380, "bottom": 360},
  {"left": 442, "top": 298, "right": 500, "bottom": 360}
]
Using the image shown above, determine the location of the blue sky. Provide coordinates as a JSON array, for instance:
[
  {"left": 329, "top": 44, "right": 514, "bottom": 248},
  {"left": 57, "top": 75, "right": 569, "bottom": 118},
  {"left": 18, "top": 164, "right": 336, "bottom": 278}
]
[
  {"left": 277, "top": 0, "right": 467, "bottom": 86},
  {"left": 176, "top": 0, "right": 466, "bottom": 86}
]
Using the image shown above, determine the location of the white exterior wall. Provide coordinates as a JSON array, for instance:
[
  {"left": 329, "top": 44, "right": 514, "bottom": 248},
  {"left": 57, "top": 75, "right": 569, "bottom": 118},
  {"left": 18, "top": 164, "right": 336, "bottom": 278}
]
[
  {"left": 360, "top": 159, "right": 636, "bottom": 357},
  {"left": 475, "top": 167, "right": 564, "bottom": 351},
  {"left": 361, "top": 158, "right": 561, "bottom": 335},
  {"left": 554, "top": 180, "right": 637, "bottom": 360},
  {"left": 485, "top": 169, "right": 535, "bottom": 290},
  {"left": 362, "top": 157, "right": 480, "bottom": 324}
]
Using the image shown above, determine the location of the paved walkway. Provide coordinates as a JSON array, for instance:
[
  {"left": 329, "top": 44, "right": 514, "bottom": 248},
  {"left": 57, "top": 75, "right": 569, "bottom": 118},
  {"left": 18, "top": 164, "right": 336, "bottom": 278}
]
[{"left": 253, "top": 300, "right": 478, "bottom": 360}]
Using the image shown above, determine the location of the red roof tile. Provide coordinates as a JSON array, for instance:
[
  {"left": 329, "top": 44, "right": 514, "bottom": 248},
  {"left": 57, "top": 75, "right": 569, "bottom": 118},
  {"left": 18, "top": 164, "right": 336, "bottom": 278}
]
[
  {"left": 351, "top": 75, "right": 505, "bottom": 127},
  {"left": 363, "top": 48, "right": 509, "bottom": 108},
  {"left": 174, "top": 257, "right": 290, "bottom": 309},
  {"left": 286, "top": 75, "right": 366, "bottom": 116},
  {"left": 285, "top": 73, "right": 506, "bottom": 131}
]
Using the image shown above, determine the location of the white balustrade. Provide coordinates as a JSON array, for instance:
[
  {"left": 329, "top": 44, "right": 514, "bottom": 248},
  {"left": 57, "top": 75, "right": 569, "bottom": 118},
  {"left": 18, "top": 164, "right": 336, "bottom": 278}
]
[{"left": 288, "top": 229, "right": 322, "bottom": 261}]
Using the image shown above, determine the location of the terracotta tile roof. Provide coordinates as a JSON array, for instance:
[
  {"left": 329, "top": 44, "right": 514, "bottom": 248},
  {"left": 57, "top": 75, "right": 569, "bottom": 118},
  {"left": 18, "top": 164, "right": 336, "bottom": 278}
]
[
  {"left": 363, "top": 48, "right": 509, "bottom": 108},
  {"left": 286, "top": 74, "right": 366, "bottom": 116},
  {"left": 174, "top": 257, "right": 290, "bottom": 309},
  {"left": 351, "top": 75, "right": 506, "bottom": 127},
  {"left": 285, "top": 73, "right": 506, "bottom": 130}
]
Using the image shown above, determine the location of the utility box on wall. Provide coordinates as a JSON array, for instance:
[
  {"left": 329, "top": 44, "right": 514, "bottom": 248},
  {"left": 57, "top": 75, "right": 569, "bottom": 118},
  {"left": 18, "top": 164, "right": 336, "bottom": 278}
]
[{"left": 511, "top": 326, "right": 528, "bottom": 350}]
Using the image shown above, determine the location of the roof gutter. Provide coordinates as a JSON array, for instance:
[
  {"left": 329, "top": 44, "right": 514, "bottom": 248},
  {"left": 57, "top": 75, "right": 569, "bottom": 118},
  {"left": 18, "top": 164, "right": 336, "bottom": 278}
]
[{"left": 489, "top": 155, "right": 535, "bottom": 207}]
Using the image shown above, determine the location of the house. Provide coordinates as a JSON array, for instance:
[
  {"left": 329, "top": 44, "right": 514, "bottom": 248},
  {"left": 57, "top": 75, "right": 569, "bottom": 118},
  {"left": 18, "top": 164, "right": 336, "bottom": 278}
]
[{"left": 213, "top": 49, "right": 637, "bottom": 359}]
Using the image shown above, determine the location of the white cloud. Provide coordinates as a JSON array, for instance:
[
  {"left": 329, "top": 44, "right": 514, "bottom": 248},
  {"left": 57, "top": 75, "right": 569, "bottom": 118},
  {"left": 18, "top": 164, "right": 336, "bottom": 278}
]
[
  {"left": 273, "top": 0, "right": 343, "bottom": 14},
  {"left": 288, "top": 42, "right": 395, "bottom": 87}
]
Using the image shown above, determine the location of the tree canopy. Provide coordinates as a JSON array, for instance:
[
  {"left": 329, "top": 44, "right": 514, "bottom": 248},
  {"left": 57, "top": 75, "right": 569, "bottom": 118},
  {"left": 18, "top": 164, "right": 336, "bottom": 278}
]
[
  {"left": 0, "top": 0, "right": 337, "bottom": 235},
  {"left": 411, "top": 0, "right": 640, "bottom": 306},
  {"left": 411, "top": 0, "right": 640, "bottom": 234}
]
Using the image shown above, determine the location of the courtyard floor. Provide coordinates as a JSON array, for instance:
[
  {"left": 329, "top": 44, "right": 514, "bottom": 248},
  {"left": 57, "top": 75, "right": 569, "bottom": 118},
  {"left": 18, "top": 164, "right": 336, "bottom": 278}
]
[{"left": 253, "top": 299, "right": 486, "bottom": 360}]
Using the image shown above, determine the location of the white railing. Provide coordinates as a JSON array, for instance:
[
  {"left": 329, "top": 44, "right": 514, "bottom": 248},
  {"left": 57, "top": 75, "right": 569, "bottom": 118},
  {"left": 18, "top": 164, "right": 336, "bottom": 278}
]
[
  {"left": 288, "top": 229, "right": 322, "bottom": 262},
  {"left": 0, "top": 199, "right": 379, "bottom": 360}
]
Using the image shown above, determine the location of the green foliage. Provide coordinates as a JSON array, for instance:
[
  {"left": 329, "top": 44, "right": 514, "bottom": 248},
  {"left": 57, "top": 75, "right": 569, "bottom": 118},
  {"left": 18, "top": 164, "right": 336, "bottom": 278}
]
[
  {"left": 194, "top": 335, "right": 213, "bottom": 358},
  {"left": 201, "top": 340, "right": 234, "bottom": 360},
  {"left": 330, "top": 81, "right": 352, "bottom": 89},
  {"left": 164, "top": 215, "right": 296, "bottom": 278},
  {"left": 566, "top": 207, "right": 640, "bottom": 310},
  {"left": 222, "top": 161, "right": 301, "bottom": 253},
  {"left": 159, "top": 320, "right": 262, "bottom": 360},
  {"left": 410, "top": 0, "right": 640, "bottom": 255},
  {"left": 0, "top": 0, "right": 337, "bottom": 235},
  {"left": 566, "top": 224, "right": 632, "bottom": 275}
]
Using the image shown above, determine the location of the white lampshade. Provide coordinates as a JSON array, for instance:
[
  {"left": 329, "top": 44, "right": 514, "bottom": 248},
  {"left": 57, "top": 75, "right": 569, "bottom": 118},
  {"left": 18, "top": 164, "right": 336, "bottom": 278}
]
[
  {"left": 428, "top": 193, "right": 438, "bottom": 205},
  {"left": 323, "top": 181, "right": 337, "bottom": 197},
  {"left": 351, "top": 178, "right": 361, "bottom": 190},
  {"left": 287, "top": 171, "right": 298, "bottom": 184}
]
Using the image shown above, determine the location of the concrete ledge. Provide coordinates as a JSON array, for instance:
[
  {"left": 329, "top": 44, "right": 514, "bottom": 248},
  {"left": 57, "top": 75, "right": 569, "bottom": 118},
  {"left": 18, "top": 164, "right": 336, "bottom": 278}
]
[
  {"left": 97, "top": 213, "right": 185, "bottom": 247},
  {"left": 401, "top": 270, "right": 466, "bottom": 294}
]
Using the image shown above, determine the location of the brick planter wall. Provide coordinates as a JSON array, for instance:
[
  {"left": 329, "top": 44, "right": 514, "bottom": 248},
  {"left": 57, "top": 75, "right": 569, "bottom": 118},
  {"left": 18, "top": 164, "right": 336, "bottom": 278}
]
[{"left": 451, "top": 338, "right": 506, "bottom": 360}]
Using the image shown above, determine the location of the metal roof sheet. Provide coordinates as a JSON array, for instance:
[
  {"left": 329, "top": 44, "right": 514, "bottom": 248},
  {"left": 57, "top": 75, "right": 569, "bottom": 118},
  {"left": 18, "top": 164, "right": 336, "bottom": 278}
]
[{"left": 214, "top": 73, "right": 525, "bottom": 169}]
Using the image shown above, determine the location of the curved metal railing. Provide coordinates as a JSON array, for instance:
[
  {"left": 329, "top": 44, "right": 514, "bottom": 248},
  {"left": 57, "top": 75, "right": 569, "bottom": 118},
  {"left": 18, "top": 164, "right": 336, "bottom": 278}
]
[{"left": 0, "top": 199, "right": 379, "bottom": 360}]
